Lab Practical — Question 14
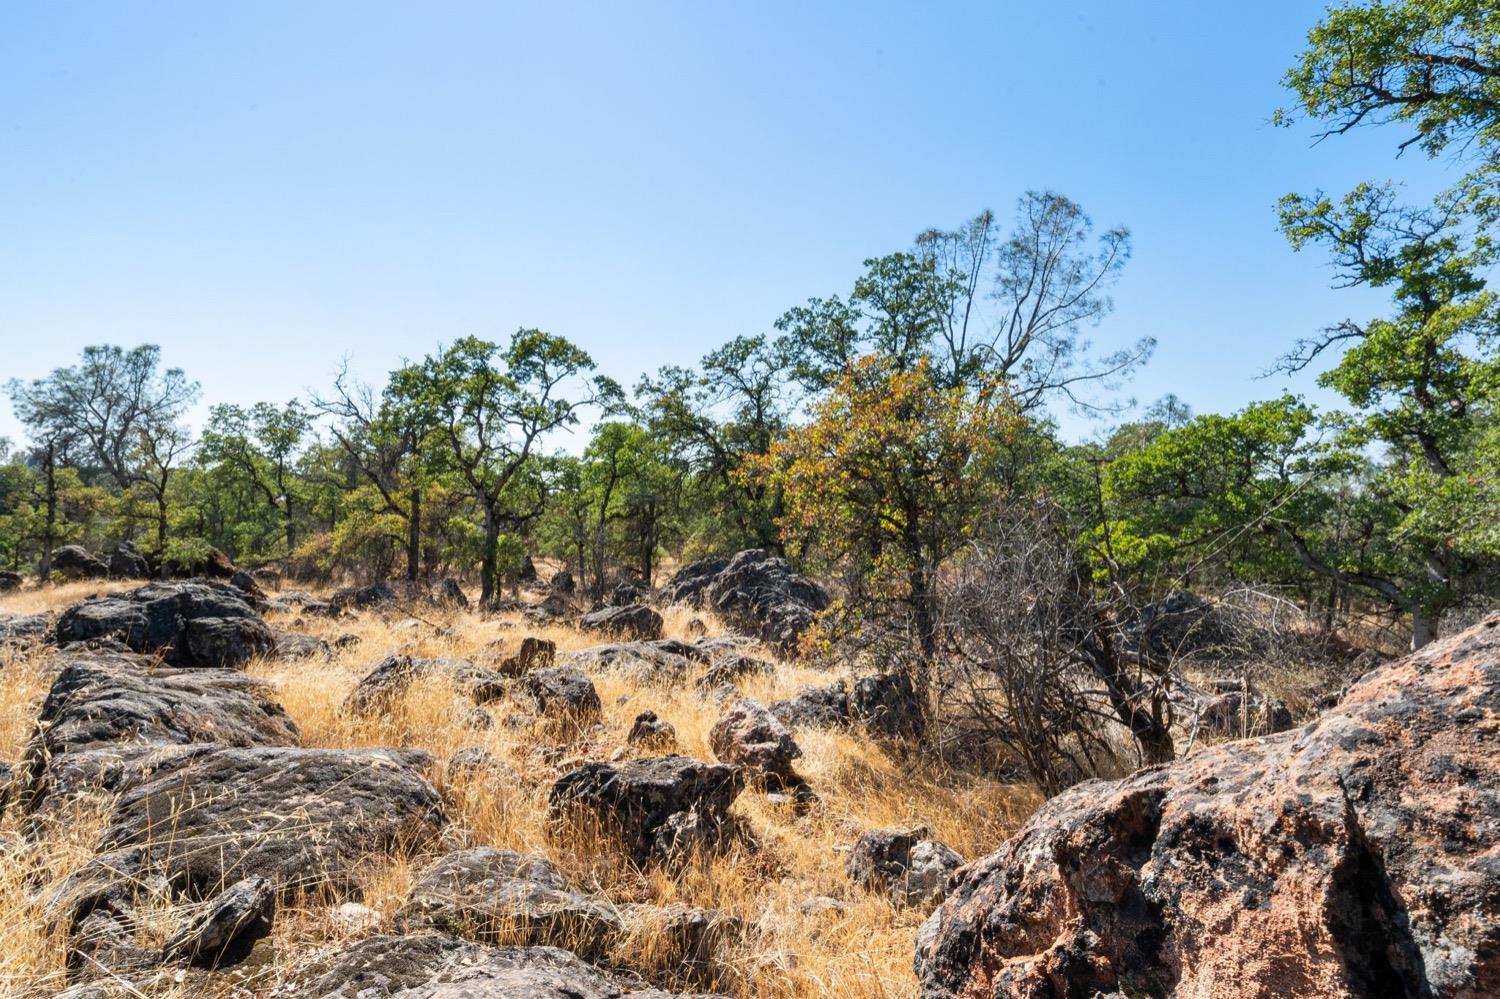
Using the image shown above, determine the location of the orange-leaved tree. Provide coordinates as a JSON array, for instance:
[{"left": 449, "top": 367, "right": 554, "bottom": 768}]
[{"left": 747, "top": 354, "right": 1023, "bottom": 667}]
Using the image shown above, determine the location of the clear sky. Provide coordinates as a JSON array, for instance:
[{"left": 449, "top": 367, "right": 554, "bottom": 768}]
[{"left": 0, "top": 1, "right": 1454, "bottom": 446}]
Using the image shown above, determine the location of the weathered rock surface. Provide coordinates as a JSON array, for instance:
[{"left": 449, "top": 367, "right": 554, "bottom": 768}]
[
  {"left": 0, "top": 612, "right": 50, "bottom": 643},
  {"left": 273, "top": 630, "right": 332, "bottom": 660},
  {"left": 0, "top": 569, "right": 22, "bottom": 591},
  {"left": 54, "top": 545, "right": 110, "bottom": 580},
  {"left": 514, "top": 666, "right": 601, "bottom": 721},
  {"left": 55, "top": 581, "right": 275, "bottom": 667},
  {"left": 664, "top": 549, "right": 829, "bottom": 653},
  {"left": 56, "top": 746, "right": 444, "bottom": 929},
  {"left": 160, "top": 875, "right": 276, "bottom": 967},
  {"left": 850, "top": 671, "right": 925, "bottom": 739},
  {"left": 341, "top": 654, "right": 507, "bottom": 715},
  {"left": 916, "top": 614, "right": 1500, "bottom": 999},
  {"left": 330, "top": 580, "right": 397, "bottom": 611},
  {"left": 566, "top": 639, "right": 700, "bottom": 685},
  {"left": 770, "top": 681, "right": 849, "bottom": 729},
  {"left": 10, "top": 652, "right": 300, "bottom": 817},
  {"left": 108, "top": 542, "right": 155, "bottom": 580},
  {"left": 628, "top": 710, "right": 677, "bottom": 750},
  {"left": 579, "top": 603, "right": 664, "bottom": 641},
  {"left": 283, "top": 933, "right": 719, "bottom": 998},
  {"left": 847, "top": 827, "right": 962, "bottom": 909},
  {"left": 709, "top": 697, "right": 801, "bottom": 785},
  {"left": 396, "top": 848, "right": 621, "bottom": 955},
  {"left": 489, "top": 635, "right": 557, "bottom": 676},
  {"left": 549, "top": 755, "right": 744, "bottom": 863}
]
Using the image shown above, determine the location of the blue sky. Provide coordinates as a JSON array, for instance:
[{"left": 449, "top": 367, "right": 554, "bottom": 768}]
[{"left": 0, "top": 1, "right": 1454, "bottom": 446}]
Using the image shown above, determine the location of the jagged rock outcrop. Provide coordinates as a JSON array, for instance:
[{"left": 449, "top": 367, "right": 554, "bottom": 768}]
[
  {"left": 159, "top": 875, "right": 275, "bottom": 967},
  {"left": 579, "top": 603, "right": 664, "bottom": 641},
  {"left": 847, "top": 826, "right": 962, "bottom": 909},
  {"left": 107, "top": 542, "right": 154, "bottom": 580},
  {"left": 0, "top": 612, "right": 50, "bottom": 643},
  {"left": 709, "top": 697, "right": 801, "bottom": 785},
  {"left": 549, "top": 755, "right": 744, "bottom": 863},
  {"left": 487, "top": 635, "right": 557, "bottom": 676},
  {"left": 628, "top": 710, "right": 677, "bottom": 750},
  {"left": 0, "top": 569, "right": 22, "bottom": 592},
  {"left": 54, "top": 581, "right": 275, "bottom": 667},
  {"left": 664, "top": 549, "right": 830, "bottom": 654},
  {"left": 395, "top": 848, "right": 621, "bottom": 955},
  {"left": 916, "top": 614, "right": 1500, "bottom": 999}
]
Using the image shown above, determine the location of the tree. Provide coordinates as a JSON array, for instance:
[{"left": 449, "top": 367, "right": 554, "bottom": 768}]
[
  {"left": 750, "top": 355, "right": 1022, "bottom": 664},
  {"left": 388, "top": 331, "right": 617, "bottom": 606},
  {"left": 200, "top": 400, "right": 313, "bottom": 558},
  {"left": 5, "top": 344, "right": 198, "bottom": 551},
  {"left": 1278, "top": 1, "right": 1500, "bottom": 224},
  {"left": 777, "top": 192, "right": 1149, "bottom": 409}
]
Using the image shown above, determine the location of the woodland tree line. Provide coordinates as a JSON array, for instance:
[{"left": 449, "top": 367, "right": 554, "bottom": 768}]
[{"left": 3, "top": 0, "right": 1497, "bottom": 660}]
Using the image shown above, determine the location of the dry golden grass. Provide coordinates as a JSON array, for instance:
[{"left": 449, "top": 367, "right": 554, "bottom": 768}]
[{"left": 0, "top": 582, "right": 1041, "bottom": 998}]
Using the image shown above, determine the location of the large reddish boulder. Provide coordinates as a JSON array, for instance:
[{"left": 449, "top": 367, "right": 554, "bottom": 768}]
[{"left": 916, "top": 615, "right": 1500, "bottom": 999}]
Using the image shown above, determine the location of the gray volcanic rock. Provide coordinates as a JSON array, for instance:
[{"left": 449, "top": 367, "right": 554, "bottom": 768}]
[
  {"left": 54, "top": 545, "right": 110, "bottom": 580},
  {"left": 9, "top": 651, "right": 299, "bottom": 817},
  {"left": 0, "top": 613, "right": 51, "bottom": 643},
  {"left": 513, "top": 666, "right": 601, "bottom": 721},
  {"left": 709, "top": 697, "right": 801, "bottom": 785},
  {"left": 160, "top": 875, "right": 276, "bottom": 967},
  {"left": 396, "top": 848, "right": 621, "bottom": 955},
  {"left": 55, "top": 581, "right": 274, "bottom": 667},
  {"left": 579, "top": 603, "right": 663, "bottom": 641},
  {"left": 664, "top": 549, "right": 829, "bottom": 654},
  {"left": 341, "top": 654, "right": 508, "bottom": 715},
  {"left": 769, "top": 681, "right": 850, "bottom": 729},
  {"left": 549, "top": 755, "right": 744, "bottom": 863},
  {"left": 916, "top": 614, "right": 1500, "bottom": 999},
  {"left": 283, "top": 933, "right": 723, "bottom": 998},
  {"left": 847, "top": 826, "right": 962, "bottom": 909},
  {"left": 56, "top": 746, "right": 444, "bottom": 929}
]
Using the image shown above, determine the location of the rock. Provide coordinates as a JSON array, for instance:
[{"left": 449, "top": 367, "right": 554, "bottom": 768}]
[
  {"left": 341, "top": 654, "right": 507, "bottom": 715},
  {"left": 524, "top": 592, "right": 575, "bottom": 623},
  {"left": 1193, "top": 688, "right": 1295, "bottom": 737},
  {"left": 514, "top": 666, "right": 601, "bottom": 721},
  {"left": 770, "top": 681, "right": 850, "bottom": 729},
  {"left": 519, "top": 555, "right": 538, "bottom": 583},
  {"left": 800, "top": 895, "right": 846, "bottom": 916},
  {"left": 696, "top": 653, "right": 776, "bottom": 691},
  {"left": 566, "top": 640, "right": 699, "bottom": 685},
  {"left": 447, "top": 747, "right": 518, "bottom": 784},
  {"left": 273, "top": 631, "right": 331, "bottom": 660},
  {"left": 664, "top": 549, "right": 830, "bottom": 654},
  {"left": 709, "top": 698, "right": 801, "bottom": 785},
  {"left": 550, "top": 569, "right": 576, "bottom": 595},
  {"left": 164, "top": 545, "right": 237, "bottom": 580},
  {"left": 55, "top": 746, "right": 445, "bottom": 929},
  {"left": 628, "top": 710, "right": 677, "bottom": 751},
  {"left": 847, "top": 827, "right": 962, "bottom": 909},
  {"left": 160, "top": 875, "right": 275, "bottom": 967},
  {"left": 0, "top": 569, "right": 22, "bottom": 591},
  {"left": 435, "top": 577, "right": 469, "bottom": 609},
  {"left": 490, "top": 635, "right": 557, "bottom": 676},
  {"left": 620, "top": 903, "right": 742, "bottom": 973},
  {"left": 850, "top": 671, "right": 924, "bottom": 739},
  {"left": 283, "top": 933, "right": 715, "bottom": 999},
  {"left": 916, "top": 614, "right": 1500, "bottom": 999},
  {"left": 330, "top": 580, "right": 396, "bottom": 611},
  {"left": 54, "top": 581, "right": 274, "bottom": 668},
  {"left": 1126, "top": 589, "right": 1230, "bottom": 662},
  {"left": 10, "top": 652, "right": 299, "bottom": 818},
  {"left": 108, "top": 542, "right": 154, "bottom": 580},
  {"left": 0, "top": 612, "right": 50, "bottom": 643},
  {"left": 228, "top": 569, "right": 266, "bottom": 602},
  {"left": 606, "top": 579, "right": 647, "bottom": 607},
  {"left": 54, "top": 545, "right": 110, "bottom": 580},
  {"left": 396, "top": 848, "right": 621, "bottom": 955},
  {"left": 549, "top": 755, "right": 744, "bottom": 863},
  {"left": 579, "top": 603, "right": 664, "bottom": 641}
]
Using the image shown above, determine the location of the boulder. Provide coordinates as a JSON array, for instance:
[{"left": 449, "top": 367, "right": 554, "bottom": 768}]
[
  {"left": 107, "top": 542, "right": 154, "bottom": 580},
  {"left": 490, "top": 635, "right": 557, "bottom": 676},
  {"left": 54, "top": 581, "right": 274, "bottom": 668},
  {"left": 159, "top": 875, "right": 275, "bottom": 967},
  {"left": 619, "top": 903, "right": 742, "bottom": 976},
  {"left": 579, "top": 603, "right": 663, "bottom": 641},
  {"left": 770, "top": 681, "right": 850, "bottom": 729},
  {"left": 446, "top": 747, "right": 519, "bottom": 784},
  {"left": 916, "top": 614, "right": 1500, "bottom": 999},
  {"left": 55, "top": 746, "right": 445, "bottom": 930},
  {"left": 341, "top": 654, "right": 507, "bottom": 715},
  {"left": 847, "top": 826, "right": 962, "bottom": 909},
  {"left": 228, "top": 569, "right": 266, "bottom": 602},
  {"left": 435, "top": 577, "right": 469, "bottom": 609},
  {"left": 549, "top": 755, "right": 744, "bottom": 863},
  {"left": 396, "top": 848, "right": 621, "bottom": 955},
  {"left": 513, "top": 666, "right": 601, "bottom": 721},
  {"left": 330, "top": 580, "right": 397, "bottom": 611},
  {"left": 628, "top": 710, "right": 677, "bottom": 751},
  {"left": 10, "top": 652, "right": 299, "bottom": 817},
  {"left": 54, "top": 545, "right": 110, "bottom": 580},
  {"left": 566, "top": 640, "right": 700, "bottom": 685},
  {"left": 709, "top": 697, "right": 801, "bottom": 785},
  {"left": 850, "top": 670, "right": 925, "bottom": 739},
  {"left": 283, "top": 933, "right": 718, "bottom": 999},
  {"left": 550, "top": 569, "right": 576, "bottom": 595},
  {"left": 273, "top": 631, "right": 331, "bottom": 660},
  {"left": 664, "top": 549, "right": 830, "bottom": 654},
  {"left": 0, "top": 569, "right": 22, "bottom": 592},
  {"left": 0, "top": 612, "right": 50, "bottom": 643}
]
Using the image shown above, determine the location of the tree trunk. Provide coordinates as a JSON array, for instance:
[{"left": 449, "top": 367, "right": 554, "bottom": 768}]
[
  {"left": 39, "top": 442, "right": 57, "bottom": 583},
  {"left": 406, "top": 486, "right": 422, "bottom": 582},
  {"left": 1411, "top": 611, "right": 1436, "bottom": 651},
  {"left": 156, "top": 480, "right": 170, "bottom": 553},
  {"left": 479, "top": 503, "right": 500, "bottom": 608}
]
